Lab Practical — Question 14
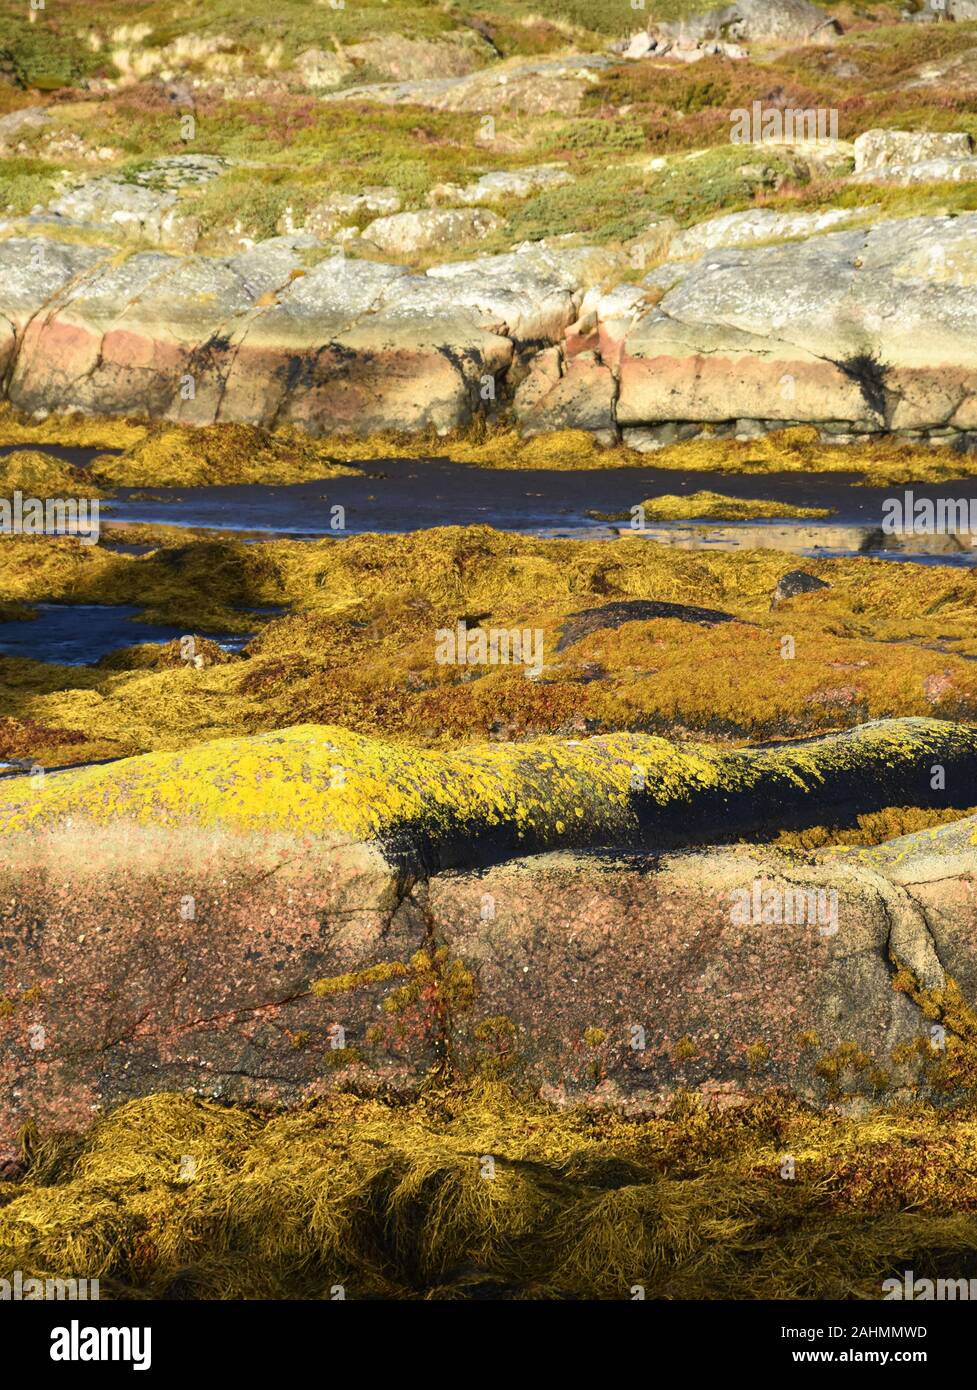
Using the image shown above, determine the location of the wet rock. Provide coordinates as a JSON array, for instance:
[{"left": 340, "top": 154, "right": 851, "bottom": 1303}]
[
  {"left": 556, "top": 599, "right": 737, "bottom": 652},
  {"left": 772, "top": 569, "right": 830, "bottom": 607}
]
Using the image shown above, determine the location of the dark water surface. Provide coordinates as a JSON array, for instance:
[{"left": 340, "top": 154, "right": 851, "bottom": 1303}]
[
  {"left": 0, "top": 603, "right": 251, "bottom": 665},
  {"left": 96, "top": 456, "right": 977, "bottom": 563},
  {"left": 1, "top": 442, "right": 975, "bottom": 682}
]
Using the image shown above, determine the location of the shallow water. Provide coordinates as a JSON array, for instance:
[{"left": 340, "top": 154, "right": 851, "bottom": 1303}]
[
  {"left": 101, "top": 458, "right": 977, "bottom": 564},
  {"left": 6, "top": 446, "right": 977, "bottom": 564},
  {"left": 0, "top": 603, "right": 251, "bottom": 665},
  {"left": 636, "top": 520, "right": 977, "bottom": 566}
]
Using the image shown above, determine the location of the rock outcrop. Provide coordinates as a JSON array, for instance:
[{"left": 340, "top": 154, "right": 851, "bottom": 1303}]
[
  {"left": 650, "top": 0, "right": 840, "bottom": 44},
  {"left": 325, "top": 55, "right": 614, "bottom": 115},
  {"left": 616, "top": 215, "right": 977, "bottom": 438},
  {"left": 0, "top": 234, "right": 628, "bottom": 432},
  {"left": 3, "top": 207, "right": 977, "bottom": 438},
  {"left": 1, "top": 764, "right": 974, "bottom": 1159}
]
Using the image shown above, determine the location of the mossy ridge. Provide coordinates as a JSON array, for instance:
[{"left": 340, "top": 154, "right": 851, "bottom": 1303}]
[
  {"left": 5, "top": 1082, "right": 977, "bottom": 1299},
  {"left": 0, "top": 718, "right": 974, "bottom": 873}
]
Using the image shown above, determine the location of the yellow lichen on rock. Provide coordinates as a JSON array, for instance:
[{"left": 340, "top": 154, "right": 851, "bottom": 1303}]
[{"left": 1, "top": 718, "right": 974, "bottom": 867}]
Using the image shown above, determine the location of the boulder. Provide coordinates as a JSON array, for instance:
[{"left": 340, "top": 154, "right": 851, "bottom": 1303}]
[
  {"left": 853, "top": 129, "right": 973, "bottom": 173},
  {"left": 286, "top": 186, "right": 402, "bottom": 240},
  {"left": 46, "top": 179, "right": 199, "bottom": 252},
  {"left": 0, "top": 105, "right": 51, "bottom": 152},
  {"left": 617, "top": 215, "right": 977, "bottom": 434},
  {"left": 360, "top": 208, "right": 503, "bottom": 256},
  {"left": 852, "top": 158, "right": 977, "bottom": 186},
  {"left": 431, "top": 838, "right": 952, "bottom": 1111},
  {"left": 651, "top": 0, "right": 840, "bottom": 44},
  {"left": 771, "top": 569, "right": 830, "bottom": 607},
  {"left": 513, "top": 351, "right": 618, "bottom": 442},
  {"left": 343, "top": 33, "right": 494, "bottom": 81},
  {"left": 666, "top": 206, "right": 870, "bottom": 259},
  {"left": 292, "top": 47, "right": 350, "bottom": 92},
  {"left": 427, "top": 164, "right": 573, "bottom": 207},
  {"left": 326, "top": 55, "right": 615, "bottom": 116},
  {"left": 555, "top": 600, "right": 736, "bottom": 651}
]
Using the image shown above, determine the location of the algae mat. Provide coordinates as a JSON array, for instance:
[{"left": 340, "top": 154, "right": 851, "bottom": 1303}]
[{"left": 5, "top": 1087, "right": 977, "bottom": 1300}]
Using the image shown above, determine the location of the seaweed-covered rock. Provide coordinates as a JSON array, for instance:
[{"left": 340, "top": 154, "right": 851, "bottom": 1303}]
[
  {"left": 1, "top": 718, "right": 976, "bottom": 873},
  {"left": 771, "top": 569, "right": 830, "bottom": 606},
  {"left": 1, "top": 806, "right": 974, "bottom": 1155}
]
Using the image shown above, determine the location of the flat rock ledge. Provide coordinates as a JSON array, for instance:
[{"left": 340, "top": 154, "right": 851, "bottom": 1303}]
[
  {"left": 4, "top": 213, "right": 977, "bottom": 440},
  {"left": 1, "top": 717, "right": 976, "bottom": 1160}
]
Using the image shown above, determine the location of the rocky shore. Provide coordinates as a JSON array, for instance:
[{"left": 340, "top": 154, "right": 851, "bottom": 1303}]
[
  {"left": 5, "top": 208, "right": 977, "bottom": 443},
  {"left": 5, "top": 0, "right": 977, "bottom": 1304},
  {"left": 1, "top": 717, "right": 976, "bottom": 1162}
]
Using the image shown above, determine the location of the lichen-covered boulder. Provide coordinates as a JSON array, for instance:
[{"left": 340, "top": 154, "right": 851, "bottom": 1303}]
[{"left": 618, "top": 215, "right": 977, "bottom": 434}]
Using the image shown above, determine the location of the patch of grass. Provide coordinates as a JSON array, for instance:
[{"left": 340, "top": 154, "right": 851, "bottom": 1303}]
[{"left": 0, "top": 157, "right": 59, "bottom": 216}]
